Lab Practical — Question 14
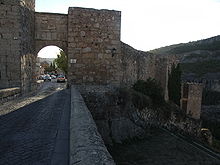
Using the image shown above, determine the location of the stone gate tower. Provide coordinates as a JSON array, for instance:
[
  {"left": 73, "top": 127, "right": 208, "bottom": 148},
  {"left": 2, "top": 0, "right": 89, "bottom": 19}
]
[
  {"left": 0, "top": 0, "right": 36, "bottom": 93},
  {"left": 1, "top": 0, "right": 170, "bottom": 96},
  {"left": 67, "top": 7, "right": 121, "bottom": 85}
]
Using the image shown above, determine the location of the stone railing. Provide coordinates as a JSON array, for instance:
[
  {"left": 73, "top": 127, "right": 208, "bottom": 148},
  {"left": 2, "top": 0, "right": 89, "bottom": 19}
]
[
  {"left": 0, "top": 87, "right": 21, "bottom": 104},
  {"left": 70, "top": 86, "right": 115, "bottom": 165}
]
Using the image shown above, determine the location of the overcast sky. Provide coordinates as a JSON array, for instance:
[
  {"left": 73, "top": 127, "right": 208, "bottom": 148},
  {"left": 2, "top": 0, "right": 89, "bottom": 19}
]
[{"left": 36, "top": 0, "right": 220, "bottom": 57}]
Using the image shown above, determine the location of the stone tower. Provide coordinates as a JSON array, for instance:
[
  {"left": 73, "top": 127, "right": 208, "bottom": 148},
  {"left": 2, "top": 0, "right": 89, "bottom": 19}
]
[
  {"left": 67, "top": 7, "right": 122, "bottom": 86},
  {"left": 0, "top": 0, "right": 36, "bottom": 92},
  {"left": 180, "top": 83, "right": 203, "bottom": 119}
]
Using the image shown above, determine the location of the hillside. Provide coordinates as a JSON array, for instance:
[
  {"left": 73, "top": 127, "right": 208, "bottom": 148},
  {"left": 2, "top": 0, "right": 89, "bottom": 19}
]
[{"left": 149, "top": 35, "right": 220, "bottom": 82}]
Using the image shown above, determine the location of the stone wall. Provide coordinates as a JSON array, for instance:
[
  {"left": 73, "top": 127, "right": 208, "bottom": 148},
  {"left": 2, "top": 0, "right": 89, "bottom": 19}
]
[
  {"left": 0, "top": 3, "right": 172, "bottom": 95},
  {"left": 0, "top": 87, "right": 21, "bottom": 104},
  {"left": 0, "top": 0, "right": 36, "bottom": 93},
  {"left": 0, "top": 1, "right": 21, "bottom": 89},
  {"left": 80, "top": 85, "right": 202, "bottom": 145},
  {"left": 138, "top": 107, "right": 201, "bottom": 137},
  {"left": 20, "top": 0, "right": 35, "bottom": 9},
  {"left": 70, "top": 86, "right": 115, "bottom": 164},
  {"left": 68, "top": 7, "right": 122, "bottom": 86},
  {"left": 20, "top": 0, "right": 36, "bottom": 93},
  {"left": 78, "top": 86, "right": 146, "bottom": 144},
  {"left": 120, "top": 43, "right": 155, "bottom": 86},
  {"left": 35, "top": 12, "right": 68, "bottom": 53},
  {"left": 120, "top": 43, "right": 169, "bottom": 100}
]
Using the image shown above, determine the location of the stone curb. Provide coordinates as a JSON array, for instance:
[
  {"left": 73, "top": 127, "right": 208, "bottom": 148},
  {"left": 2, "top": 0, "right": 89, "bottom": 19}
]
[
  {"left": 0, "top": 87, "right": 21, "bottom": 104},
  {"left": 70, "top": 85, "right": 115, "bottom": 165}
]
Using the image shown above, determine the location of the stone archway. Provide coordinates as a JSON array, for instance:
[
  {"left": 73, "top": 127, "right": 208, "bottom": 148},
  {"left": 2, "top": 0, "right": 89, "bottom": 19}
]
[{"left": 35, "top": 12, "right": 68, "bottom": 54}]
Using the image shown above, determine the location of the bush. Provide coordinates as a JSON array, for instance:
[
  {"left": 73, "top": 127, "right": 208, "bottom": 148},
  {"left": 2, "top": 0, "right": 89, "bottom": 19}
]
[
  {"left": 131, "top": 90, "right": 152, "bottom": 110},
  {"left": 180, "top": 60, "right": 220, "bottom": 77},
  {"left": 202, "top": 89, "right": 220, "bottom": 105},
  {"left": 132, "top": 78, "right": 165, "bottom": 106},
  {"left": 119, "top": 88, "right": 151, "bottom": 110},
  {"left": 168, "top": 63, "right": 181, "bottom": 105}
]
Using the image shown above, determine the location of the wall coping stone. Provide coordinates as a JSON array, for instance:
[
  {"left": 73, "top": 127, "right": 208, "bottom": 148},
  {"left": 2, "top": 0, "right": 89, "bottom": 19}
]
[
  {"left": 0, "top": 87, "right": 21, "bottom": 98},
  {"left": 70, "top": 85, "right": 115, "bottom": 165},
  {"left": 35, "top": 12, "right": 67, "bottom": 16}
]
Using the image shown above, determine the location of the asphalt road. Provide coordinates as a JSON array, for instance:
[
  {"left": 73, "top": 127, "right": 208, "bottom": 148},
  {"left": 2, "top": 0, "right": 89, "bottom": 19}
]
[{"left": 0, "top": 82, "right": 70, "bottom": 165}]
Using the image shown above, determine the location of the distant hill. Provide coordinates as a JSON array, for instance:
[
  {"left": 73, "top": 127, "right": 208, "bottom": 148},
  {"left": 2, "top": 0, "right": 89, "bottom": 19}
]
[
  {"left": 150, "top": 35, "right": 220, "bottom": 55},
  {"left": 38, "top": 57, "right": 55, "bottom": 64},
  {"left": 149, "top": 35, "right": 220, "bottom": 82}
]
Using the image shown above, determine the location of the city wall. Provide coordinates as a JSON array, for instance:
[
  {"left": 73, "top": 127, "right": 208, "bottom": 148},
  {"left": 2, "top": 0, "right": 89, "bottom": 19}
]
[
  {"left": 35, "top": 12, "right": 68, "bottom": 53},
  {"left": 1, "top": 1, "right": 170, "bottom": 96},
  {"left": 120, "top": 42, "right": 169, "bottom": 100},
  {"left": 70, "top": 86, "right": 115, "bottom": 165},
  {"left": 68, "top": 7, "right": 122, "bottom": 86},
  {"left": 0, "top": 0, "right": 36, "bottom": 93}
]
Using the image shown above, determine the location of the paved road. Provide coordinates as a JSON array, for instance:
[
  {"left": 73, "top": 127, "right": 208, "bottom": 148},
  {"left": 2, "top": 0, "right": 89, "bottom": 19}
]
[{"left": 0, "top": 83, "right": 70, "bottom": 165}]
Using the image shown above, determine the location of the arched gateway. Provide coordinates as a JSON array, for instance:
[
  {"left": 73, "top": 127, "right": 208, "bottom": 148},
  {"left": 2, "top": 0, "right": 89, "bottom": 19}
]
[
  {"left": 0, "top": 0, "right": 122, "bottom": 93},
  {"left": 0, "top": 0, "right": 169, "bottom": 98}
]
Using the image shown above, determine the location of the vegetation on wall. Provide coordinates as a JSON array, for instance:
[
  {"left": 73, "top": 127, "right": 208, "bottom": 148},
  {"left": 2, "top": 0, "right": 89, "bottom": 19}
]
[
  {"left": 132, "top": 78, "right": 164, "bottom": 106},
  {"left": 169, "top": 41, "right": 220, "bottom": 54},
  {"left": 54, "top": 50, "right": 68, "bottom": 75},
  {"left": 130, "top": 79, "right": 176, "bottom": 119},
  {"left": 202, "top": 89, "right": 220, "bottom": 105},
  {"left": 150, "top": 36, "right": 220, "bottom": 55},
  {"left": 119, "top": 88, "right": 152, "bottom": 111},
  {"left": 168, "top": 63, "right": 181, "bottom": 105},
  {"left": 180, "top": 60, "right": 220, "bottom": 76}
]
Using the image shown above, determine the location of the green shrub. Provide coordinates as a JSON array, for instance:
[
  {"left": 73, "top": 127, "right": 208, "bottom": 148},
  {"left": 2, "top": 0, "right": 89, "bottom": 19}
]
[
  {"left": 132, "top": 78, "right": 165, "bottom": 106},
  {"left": 202, "top": 120, "right": 220, "bottom": 140},
  {"left": 202, "top": 89, "right": 220, "bottom": 105},
  {"left": 119, "top": 88, "right": 151, "bottom": 110},
  {"left": 170, "top": 41, "right": 220, "bottom": 54},
  {"left": 131, "top": 90, "right": 152, "bottom": 110},
  {"left": 180, "top": 60, "right": 220, "bottom": 77},
  {"left": 168, "top": 63, "right": 181, "bottom": 105},
  {"left": 213, "top": 139, "right": 220, "bottom": 151}
]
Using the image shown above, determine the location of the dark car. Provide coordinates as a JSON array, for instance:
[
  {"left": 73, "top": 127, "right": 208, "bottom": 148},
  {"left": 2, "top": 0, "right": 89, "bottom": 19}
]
[{"left": 57, "top": 75, "right": 65, "bottom": 83}]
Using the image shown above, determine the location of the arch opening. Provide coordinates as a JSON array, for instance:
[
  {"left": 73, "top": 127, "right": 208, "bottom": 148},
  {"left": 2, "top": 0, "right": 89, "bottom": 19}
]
[{"left": 36, "top": 45, "right": 68, "bottom": 84}]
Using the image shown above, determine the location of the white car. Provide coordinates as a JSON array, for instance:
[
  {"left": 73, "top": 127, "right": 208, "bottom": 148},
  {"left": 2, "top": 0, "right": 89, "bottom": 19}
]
[{"left": 43, "top": 75, "right": 51, "bottom": 81}]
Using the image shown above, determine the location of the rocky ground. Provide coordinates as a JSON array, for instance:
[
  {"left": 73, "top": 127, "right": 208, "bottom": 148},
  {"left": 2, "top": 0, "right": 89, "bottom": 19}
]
[{"left": 109, "top": 128, "right": 220, "bottom": 165}]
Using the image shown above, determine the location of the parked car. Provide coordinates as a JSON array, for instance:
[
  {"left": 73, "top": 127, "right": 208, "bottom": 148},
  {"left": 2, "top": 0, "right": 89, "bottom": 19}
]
[
  {"left": 43, "top": 75, "right": 51, "bottom": 81},
  {"left": 51, "top": 75, "right": 57, "bottom": 79},
  {"left": 38, "top": 75, "right": 45, "bottom": 80},
  {"left": 57, "top": 75, "right": 65, "bottom": 83}
]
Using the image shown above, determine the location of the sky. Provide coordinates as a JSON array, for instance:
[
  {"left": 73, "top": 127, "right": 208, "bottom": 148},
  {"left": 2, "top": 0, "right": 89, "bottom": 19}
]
[{"left": 36, "top": 0, "right": 220, "bottom": 58}]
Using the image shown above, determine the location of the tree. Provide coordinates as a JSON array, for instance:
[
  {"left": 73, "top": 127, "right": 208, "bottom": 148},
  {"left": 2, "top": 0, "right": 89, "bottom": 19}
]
[
  {"left": 168, "top": 63, "right": 182, "bottom": 105},
  {"left": 54, "top": 50, "right": 68, "bottom": 75},
  {"left": 44, "top": 61, "right": 56, "bottom": 73}
]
